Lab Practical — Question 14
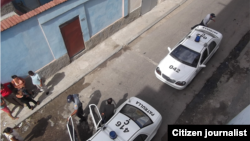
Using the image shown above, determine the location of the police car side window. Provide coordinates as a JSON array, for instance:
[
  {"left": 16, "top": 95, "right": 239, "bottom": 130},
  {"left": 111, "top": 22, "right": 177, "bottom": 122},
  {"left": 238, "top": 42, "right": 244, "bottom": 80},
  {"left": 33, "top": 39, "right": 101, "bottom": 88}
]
[
  {"left": 200, "top": 49, "right": 208, "bottom": 64},
  {"left": 133, "top": 134, "right": 148, "bottom": 141},
  {"left": 208, "top": 41, "right": 217, "bottom": 53}
]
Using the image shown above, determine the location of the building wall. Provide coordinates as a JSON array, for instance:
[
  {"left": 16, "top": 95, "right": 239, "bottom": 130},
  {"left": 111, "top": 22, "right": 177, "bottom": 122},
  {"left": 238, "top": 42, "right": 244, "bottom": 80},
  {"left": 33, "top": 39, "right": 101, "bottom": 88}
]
[
  {"left": 1, "top": 17, "right": 54, "bottom": 82},
  {"left": 38, "top": 1, "right": 89, "bottom": 59},
  {"left": 1, "top": 0, "right": 142, "bottom": 83},
  {"left": 85, "top": 0, "right": 123, "bottom": 37},
  {"left": 129, "top": 0, "right": 141, "bottom": 13}
]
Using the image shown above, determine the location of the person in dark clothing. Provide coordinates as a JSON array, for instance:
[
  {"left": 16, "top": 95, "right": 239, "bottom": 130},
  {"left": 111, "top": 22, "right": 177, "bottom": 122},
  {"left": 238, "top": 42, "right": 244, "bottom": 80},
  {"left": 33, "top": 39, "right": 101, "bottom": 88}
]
[
  {"left": 16, "top": 90, "right": 40, "bottom": 110},
  {"left": 67, "top": 94, "right": 85, "bottom": 122},
  {"left": 101, "top": 98, "right": 115, "bottom": 124}
]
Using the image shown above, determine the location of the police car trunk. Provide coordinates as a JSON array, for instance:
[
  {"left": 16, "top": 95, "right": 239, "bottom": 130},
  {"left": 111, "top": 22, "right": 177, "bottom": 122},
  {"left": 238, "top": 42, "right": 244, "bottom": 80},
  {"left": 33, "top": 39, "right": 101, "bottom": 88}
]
[{"left": 87, "top": 97, "right": 162, "bottom": 141}]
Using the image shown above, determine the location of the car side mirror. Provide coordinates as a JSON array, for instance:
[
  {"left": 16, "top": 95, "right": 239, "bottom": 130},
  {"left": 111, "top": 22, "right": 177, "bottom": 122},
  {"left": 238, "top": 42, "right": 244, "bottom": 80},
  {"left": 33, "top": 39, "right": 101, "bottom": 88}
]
[
  {"left": 168, "top": 47, "right": 171, "bottom": 52},
  {"left": 200, "top": 64, "right": 206, "bottom": 68}
]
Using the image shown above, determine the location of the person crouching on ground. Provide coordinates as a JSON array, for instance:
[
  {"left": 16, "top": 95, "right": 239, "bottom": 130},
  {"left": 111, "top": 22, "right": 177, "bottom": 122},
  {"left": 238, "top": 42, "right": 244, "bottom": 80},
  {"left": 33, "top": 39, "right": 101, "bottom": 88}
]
[
  {"left": 28, "top": 71, "right": 49, "bottom": 95},
  {"left": 16, "top": 90, "right": 40, "bottom": 110},
  {"left": 1, "top": 97, "right": 19, "bottom": 120},
  {"left": 3, "top": 127, "right": 23, "bottom": 141}
]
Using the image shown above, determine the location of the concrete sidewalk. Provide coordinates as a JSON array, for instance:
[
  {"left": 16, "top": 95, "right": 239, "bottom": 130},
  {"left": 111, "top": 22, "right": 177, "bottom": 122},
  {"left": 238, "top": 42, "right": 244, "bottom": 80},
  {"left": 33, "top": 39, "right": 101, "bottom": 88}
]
[{"left": 1, "top": 0, "right": 187, "bottom": 129}]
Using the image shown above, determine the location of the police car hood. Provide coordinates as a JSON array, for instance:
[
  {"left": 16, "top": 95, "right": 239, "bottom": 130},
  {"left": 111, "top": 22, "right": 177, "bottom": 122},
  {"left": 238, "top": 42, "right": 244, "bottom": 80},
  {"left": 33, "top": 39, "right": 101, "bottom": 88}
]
[{"left": 158, "top": 55, "right": 196, "bottom": 80}]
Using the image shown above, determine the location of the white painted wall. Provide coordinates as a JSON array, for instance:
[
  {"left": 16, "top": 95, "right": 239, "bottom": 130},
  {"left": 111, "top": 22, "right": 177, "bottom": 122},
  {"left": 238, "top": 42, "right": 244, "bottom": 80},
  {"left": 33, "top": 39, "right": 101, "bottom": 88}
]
[{"left": 129, "top": 0, "right": 141, "bottom": 13}]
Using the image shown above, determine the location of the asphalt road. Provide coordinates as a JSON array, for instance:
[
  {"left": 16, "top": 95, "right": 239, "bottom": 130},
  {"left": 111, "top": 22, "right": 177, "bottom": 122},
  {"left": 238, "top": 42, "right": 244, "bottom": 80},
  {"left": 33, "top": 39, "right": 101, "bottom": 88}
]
[{"left": 6, "top": 0, "right": 250, "bottom": 141}]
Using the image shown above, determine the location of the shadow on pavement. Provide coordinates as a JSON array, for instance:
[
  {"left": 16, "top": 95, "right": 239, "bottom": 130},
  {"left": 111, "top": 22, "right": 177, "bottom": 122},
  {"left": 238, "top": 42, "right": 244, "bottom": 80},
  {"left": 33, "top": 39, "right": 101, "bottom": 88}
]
[
  {"left": 12, "top": 106, "right": 24, "bottom": 117},
  {"left": 38, "top": 72, "right": 65, "bottom": 102},
  {"left": 76, "top": 90, "right": 102, "bottom": 141},
  {"left": 116, "top": 93, "right": 128, "bottom": 108},
  {"left": 24, "top": 115, "right": 52, "bottom": 141}
]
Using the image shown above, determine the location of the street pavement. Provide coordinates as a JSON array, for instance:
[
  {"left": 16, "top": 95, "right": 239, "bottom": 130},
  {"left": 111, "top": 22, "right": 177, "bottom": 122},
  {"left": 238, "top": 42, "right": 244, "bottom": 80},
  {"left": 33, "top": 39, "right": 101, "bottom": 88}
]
[
  {"left": 1, "top": 0, "right": 250, "bottom": 141},
  {"left": 0, "top": 0, "right": 186, "bottom": 132}
]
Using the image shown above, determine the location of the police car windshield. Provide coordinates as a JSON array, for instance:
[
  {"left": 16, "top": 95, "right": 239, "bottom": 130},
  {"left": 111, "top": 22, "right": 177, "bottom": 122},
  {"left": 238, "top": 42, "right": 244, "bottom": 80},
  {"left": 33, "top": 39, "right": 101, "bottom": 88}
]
[
  {"left": 120, "top": 104, "right": 153, "bottom": 128},
  {"left": 170, "top": 45, "right": 200, "bottom": 67}
]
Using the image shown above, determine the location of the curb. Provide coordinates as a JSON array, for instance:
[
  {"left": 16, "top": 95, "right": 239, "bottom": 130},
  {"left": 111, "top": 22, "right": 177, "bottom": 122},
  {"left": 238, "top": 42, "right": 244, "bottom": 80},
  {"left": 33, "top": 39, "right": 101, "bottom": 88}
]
[
  {"left": 8, "top": 0, "right": 187, "bottom": 128},
  {"left": 126, "top": 0, "right": 187, "bottom": 45},
  {"left": 9, "top": 46, "right": 123, "bottom": 127}
]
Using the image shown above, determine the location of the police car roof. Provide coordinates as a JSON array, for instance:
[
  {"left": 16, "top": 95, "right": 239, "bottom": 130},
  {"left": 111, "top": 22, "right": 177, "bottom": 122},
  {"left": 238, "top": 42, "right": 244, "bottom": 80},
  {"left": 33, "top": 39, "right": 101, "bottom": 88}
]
[
  {"left": 87, "top": 97, "right": 162, "bottom": 141},
  {"left": 181, "top": 29, "right": 213, "bottom": 53}
]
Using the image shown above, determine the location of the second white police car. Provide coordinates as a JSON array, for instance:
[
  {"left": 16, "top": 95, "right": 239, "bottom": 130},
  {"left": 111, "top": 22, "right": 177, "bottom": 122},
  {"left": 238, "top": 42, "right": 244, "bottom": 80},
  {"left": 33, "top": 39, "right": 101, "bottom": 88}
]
[
  {"left": 155, "top": 25, "right": 223, "bottom": 90},
  {"left": 87, "top": 97, "right": 162, "bottom": 141}
]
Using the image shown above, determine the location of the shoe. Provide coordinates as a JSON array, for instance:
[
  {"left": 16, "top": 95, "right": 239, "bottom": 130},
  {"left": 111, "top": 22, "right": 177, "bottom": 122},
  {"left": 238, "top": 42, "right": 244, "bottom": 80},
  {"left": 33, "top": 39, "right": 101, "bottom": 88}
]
[
  {"left": 36, "top": 101, "right": 40, "bottom": 105},
  {"left": 46, "top": 91, "right": 49, "bottom": 95},
  {"left": 12, "top": 117, "right": 19, "bottom": 120},
  {"left": 30, "top": 106, "right": 34, "bottom": 110}
]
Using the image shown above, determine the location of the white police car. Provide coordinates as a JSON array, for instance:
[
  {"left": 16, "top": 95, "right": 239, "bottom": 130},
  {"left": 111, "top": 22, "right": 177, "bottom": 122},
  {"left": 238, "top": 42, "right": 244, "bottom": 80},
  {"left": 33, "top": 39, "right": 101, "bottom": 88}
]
[
  {"left": 155, "top": 26, "right": 223, "bottom": 90},
  {"left": 87, "top": 97, "right": 162, "bottom": 141}
]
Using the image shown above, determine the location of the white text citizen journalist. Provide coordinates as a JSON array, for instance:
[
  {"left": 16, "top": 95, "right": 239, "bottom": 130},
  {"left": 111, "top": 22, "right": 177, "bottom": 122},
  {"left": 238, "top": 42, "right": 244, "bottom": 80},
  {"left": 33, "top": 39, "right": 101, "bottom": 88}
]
[{"left": 172, "top": 129, "right": 247, "bottom": 138}]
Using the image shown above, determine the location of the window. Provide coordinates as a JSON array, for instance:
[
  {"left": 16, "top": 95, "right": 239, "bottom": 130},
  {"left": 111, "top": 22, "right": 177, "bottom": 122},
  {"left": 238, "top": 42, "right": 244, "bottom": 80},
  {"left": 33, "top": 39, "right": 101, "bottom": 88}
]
[
  {"left": 170, "top": 45, "right": 200, "bottom": 67},
  {"left": 208, "top": 41, "right": 217, "bottom": 53},
  {"left": 133, "top": 134, "right": 148, "bottom": 141},
  {"left": 200, "top": 49, "right": 208, "bottom": 64},
  {"left": 120, "top": 104, "right": 153, "bottom": 128}
]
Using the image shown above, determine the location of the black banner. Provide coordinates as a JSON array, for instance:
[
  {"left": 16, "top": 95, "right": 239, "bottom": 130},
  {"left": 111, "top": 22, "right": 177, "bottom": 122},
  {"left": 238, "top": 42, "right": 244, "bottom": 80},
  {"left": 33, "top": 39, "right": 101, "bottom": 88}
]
[{"left": 168, "top": 125, "right": 250, "bottom": 140}]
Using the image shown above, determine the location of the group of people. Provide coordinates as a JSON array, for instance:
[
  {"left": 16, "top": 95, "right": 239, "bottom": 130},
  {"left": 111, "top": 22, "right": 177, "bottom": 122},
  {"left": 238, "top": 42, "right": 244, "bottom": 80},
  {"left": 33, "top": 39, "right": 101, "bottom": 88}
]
[
  {"left": 1, "top": 71, "right": 51, "bottom": 141},
  {"left": 1, "top": 71, "right": 49, "bottom": 121},
  {"left": 1, "top": 13, "right": 216, "bottom": 141}
]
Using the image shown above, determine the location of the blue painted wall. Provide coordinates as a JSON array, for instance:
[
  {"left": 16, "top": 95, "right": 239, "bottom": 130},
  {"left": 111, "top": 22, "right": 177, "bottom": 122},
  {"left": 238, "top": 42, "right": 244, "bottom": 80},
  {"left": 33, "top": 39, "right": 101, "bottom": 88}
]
[
  {"left": 1, "top": 17, "right": 54, "bottom": 82},
  {"left": 37, "top": 0, "right": 89, "bottom": 59},
  {"left": 1, "top": 0, "right": 127, "bottom": 83},
  {"left": 85, "top": 0, "right": 122, "bottom": 36}
]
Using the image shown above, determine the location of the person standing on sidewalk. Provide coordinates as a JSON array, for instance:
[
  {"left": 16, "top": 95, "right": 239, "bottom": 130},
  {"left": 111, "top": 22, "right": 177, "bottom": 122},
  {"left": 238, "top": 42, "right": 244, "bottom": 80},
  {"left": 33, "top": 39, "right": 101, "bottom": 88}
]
[
  {"left": 67, "top": 94, "right": 86, "bottom": 122},
  {"left": 11, "top": 75, "right": 34, "bottom": 98},
  {"left": 1, "top": 97, "right": 19, "bottom": 120},
  {"left": 3, "top": 126, "right": 23, "bottom": 141},
  {"left": 1, "top": 83, "right": 23, "bottom": 107},
  {"left": 16, "top": 90, "right": 40, "bottom": 110},
  {"left": 11, "top": 75, "right": 25, "bottom": 90},
  {"left": 28, "top": 71, "right": 49, "bottom": 95},
  {"left": 191, "top": 13, "right": 216, "bottom": 29}
]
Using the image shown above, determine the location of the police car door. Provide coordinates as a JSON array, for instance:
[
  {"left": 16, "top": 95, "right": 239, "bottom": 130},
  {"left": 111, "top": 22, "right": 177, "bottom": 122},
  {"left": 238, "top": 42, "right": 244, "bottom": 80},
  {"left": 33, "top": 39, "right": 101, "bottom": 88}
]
[
  {"left": 207, "top": 40, "right": 219, "bottom": 61},
  {"left": 89, "top": 104, "right": 102, "bottom": 131}
]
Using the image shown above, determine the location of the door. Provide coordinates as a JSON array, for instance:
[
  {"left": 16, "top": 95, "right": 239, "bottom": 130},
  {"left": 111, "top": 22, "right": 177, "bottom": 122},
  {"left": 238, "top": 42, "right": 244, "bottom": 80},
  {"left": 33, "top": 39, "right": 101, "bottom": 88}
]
[
  {"left": 67, "top": 116, "right": 80, "bottom": 141},
  {"left": 89, "top": 104, "right": 102, "bottom": 131},
  {"left": 207, "top": 40, "right": 218, "bottom": 61},
  {"left": 196, "top": 48, "right": 208, "bottom": 74},
  {"left": 141, "top": 0, "right": 158, "bottom": 15},
  {"left": 60, "top": 16, "right": 85, "bottom": 58}
]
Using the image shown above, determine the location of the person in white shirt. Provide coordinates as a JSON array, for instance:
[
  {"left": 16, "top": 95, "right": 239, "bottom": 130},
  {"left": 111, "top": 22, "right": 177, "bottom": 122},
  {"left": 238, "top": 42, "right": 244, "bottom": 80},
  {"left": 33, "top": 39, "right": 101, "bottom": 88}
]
[
  {"left": 191, "top": 13, "right": 216, "bottom": 29},
  {"left": 28, "top": 71, "right": 49, "bottom": 95},
  {"left": 3, "top": 127, "right": 23, "bottom": 141}
]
